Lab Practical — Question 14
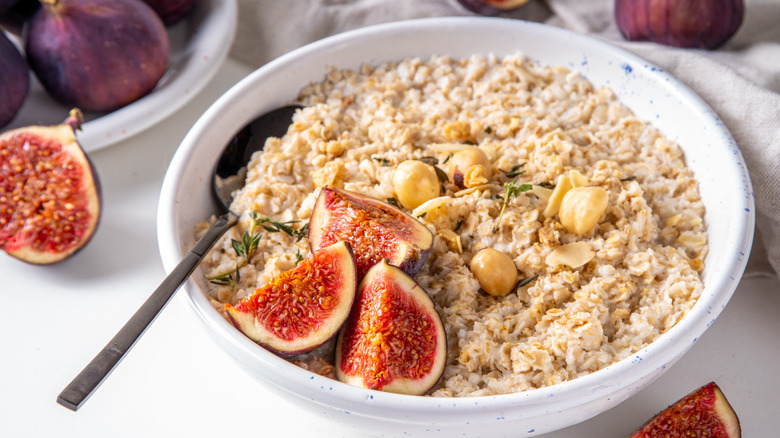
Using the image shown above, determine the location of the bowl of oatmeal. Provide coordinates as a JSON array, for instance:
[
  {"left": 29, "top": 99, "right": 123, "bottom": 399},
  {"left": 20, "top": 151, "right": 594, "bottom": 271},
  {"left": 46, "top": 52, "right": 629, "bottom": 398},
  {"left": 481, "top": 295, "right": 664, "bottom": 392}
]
[{"left": 157, "top": 17, "right": 754, "bottom": 437}]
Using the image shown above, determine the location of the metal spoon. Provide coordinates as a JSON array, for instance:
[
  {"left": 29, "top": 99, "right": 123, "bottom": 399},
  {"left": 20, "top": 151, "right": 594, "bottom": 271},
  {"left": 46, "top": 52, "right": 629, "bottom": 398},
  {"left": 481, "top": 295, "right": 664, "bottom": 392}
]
[{"left": 57, "top": 104, "right": 303, "bottom": 411}]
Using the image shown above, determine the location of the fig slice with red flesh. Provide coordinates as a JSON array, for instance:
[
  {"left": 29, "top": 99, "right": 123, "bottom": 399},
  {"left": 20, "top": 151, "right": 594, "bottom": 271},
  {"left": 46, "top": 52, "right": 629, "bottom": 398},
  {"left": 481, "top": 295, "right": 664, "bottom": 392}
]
[
  {"left": 308, "top": 187, "right": 434, "bottom": 279},
  {"left": 0, "top": 109, "right": 101, "bottom": 264},
  {"left": 335, "top": 259, "right": 446, "bottom": 395},
  {"left": 630, "top": 382, "right": 741, "bottom": 438},
  {"left": 225, "top": 241, "right": 358, "bottom": 357}
]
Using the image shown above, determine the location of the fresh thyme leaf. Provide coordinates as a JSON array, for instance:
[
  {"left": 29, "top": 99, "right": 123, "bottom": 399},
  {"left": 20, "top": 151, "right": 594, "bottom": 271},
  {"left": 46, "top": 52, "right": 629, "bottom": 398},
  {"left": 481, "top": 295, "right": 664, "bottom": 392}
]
[
  {"left": 500, "top": 163, "right": 526, "bottom": 179},
  {"left": 295, "top": 250, "right": 304, "bottom": 265},
  {"left": 442, "top": 154, "right": 452, "bottom": 165},
  {"left": 231, "top": 238, "right": 244, "bottom": 258},
  {"left": 515, "top": 274, "right": 539, "bottom": 289},
  {"left": 484, "top": 126, "right": 493, "bottom": 134},
  {"left": 373, "top": 156, "right": 391, "bottom": 166},
  {"left": 492, "top": 180, "right": 532, "bottom": 233},
  {"left": 387, "top": 197, "right": 400, "bottom": 208},
  {"left": 538, "top": 181, "right": 554, "bottom": 188},
  {"left": 621, "top": 175, "right": 637, "bottom": 182},
  {"left": 433, "top": 165, "right": 449, "bottom": 183},
  {"left": 454, "top": 219, "right": 464, "bottom": 232},
  {"left": 418, "top": 156, "right": 439, "bottom": 165},
  {"left": 297, "top": 223, "right": 309, "bottom": 242}
]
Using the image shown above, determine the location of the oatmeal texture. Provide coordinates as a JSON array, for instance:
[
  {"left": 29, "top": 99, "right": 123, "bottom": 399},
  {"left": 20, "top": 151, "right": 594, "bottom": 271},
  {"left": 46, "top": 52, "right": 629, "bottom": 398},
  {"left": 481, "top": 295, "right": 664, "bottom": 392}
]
[{"left": 197, "top": 54, "right": 708, "bottom": 397}]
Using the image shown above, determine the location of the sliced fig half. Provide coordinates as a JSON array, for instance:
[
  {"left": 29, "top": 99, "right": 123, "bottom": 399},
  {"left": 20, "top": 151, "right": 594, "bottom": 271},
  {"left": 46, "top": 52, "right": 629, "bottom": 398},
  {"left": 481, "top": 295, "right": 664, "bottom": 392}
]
[
  {"left": 335, "top": 260, "right": 446, "bottom": 395},
  {"left": 225, "top": 241, "right": 358, "bottom": 357},
  {"left": 308, "top": 187, "right": 434, "bottom": 279},
  {"left": 0, "top": 109, "right": 102, "bottom": 264},
  {"left": 630, "top": 382, "right": 741, "bottom": 438}
]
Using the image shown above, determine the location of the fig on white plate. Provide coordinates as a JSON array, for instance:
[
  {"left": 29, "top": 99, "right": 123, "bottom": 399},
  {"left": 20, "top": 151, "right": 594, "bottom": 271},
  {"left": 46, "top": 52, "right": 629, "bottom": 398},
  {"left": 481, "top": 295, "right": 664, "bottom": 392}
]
[
  {"left": 615, "top": 0, "right": 744, "bottom": 50},
  {"left": 24, "top": 0, "right": 170, "bottom": 112},
  {"left": 335, "top": 260, "right": 447, "bottom": 395},
  {"left": 0, "top": 109, "right": 102, "bottom": 264},
  {"left": 225, "top": 241, "right": 357, "bottom": 357},
  {"left": 0, "top": 31, "right": 28, "bottom": 129},
  {"left": 308, "top": 187, "right": 434, "bottom": 279}
]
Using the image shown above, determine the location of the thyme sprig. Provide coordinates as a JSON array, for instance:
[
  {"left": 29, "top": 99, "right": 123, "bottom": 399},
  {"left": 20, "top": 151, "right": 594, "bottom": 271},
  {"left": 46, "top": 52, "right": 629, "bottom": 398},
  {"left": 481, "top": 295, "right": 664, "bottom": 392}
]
[
  {"left": 257, "top": 217, "right": 309, "bottom": 242},
  {"left": 492, "top": 180, "right": 532, "bottom": 233},
  {"left": 208, "top": 212, "right": 309, "bottom": 289},
  {"left": 208, "top": 211, "right": 264, "bottom": 288},
  {"left": 500, "top": 163, "right": 526, "bottom": 179}
]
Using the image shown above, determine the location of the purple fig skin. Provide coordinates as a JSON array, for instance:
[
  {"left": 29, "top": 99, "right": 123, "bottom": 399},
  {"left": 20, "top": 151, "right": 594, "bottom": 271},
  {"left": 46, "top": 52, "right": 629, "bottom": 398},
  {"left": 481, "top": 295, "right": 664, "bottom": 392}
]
[
  {"left": 141, "top": 0, "right": 196, "bottom": 26},
  {"left": 0, "top": 31, "right": 29, "bottom": 129},
  {"left": 24, "top": 0, "right": 170, "bottom": 113},
  {"left": 615, "top": 0, "right": 744, "bottom": 50}
]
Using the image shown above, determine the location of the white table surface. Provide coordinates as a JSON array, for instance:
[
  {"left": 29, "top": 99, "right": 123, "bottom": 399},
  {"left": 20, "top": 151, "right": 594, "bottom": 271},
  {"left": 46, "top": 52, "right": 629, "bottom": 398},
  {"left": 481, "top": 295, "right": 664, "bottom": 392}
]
[{"left": 1, "top": 57, "right": 778, "bottom": 438}]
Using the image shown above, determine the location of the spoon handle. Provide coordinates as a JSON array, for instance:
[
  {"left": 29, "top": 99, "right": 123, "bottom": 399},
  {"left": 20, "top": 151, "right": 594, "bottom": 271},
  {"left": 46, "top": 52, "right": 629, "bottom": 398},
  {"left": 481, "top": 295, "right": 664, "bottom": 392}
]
[{"left": 57, "top": 211, "right": 239, "bottom": 411}]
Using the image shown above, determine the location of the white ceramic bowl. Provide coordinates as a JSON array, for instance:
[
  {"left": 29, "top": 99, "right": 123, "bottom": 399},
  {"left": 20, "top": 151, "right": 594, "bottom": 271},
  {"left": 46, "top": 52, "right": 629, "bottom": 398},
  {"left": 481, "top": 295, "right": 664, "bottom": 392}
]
[{"left": 158, "top": 17, "right": 754, "bottom": 437}]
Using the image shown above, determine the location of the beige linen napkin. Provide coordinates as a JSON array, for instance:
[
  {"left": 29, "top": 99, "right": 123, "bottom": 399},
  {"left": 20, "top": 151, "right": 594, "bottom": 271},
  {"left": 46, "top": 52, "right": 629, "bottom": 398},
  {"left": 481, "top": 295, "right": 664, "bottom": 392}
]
[{"left": 231, "top": 0, "right": 780, "bottom": 278}]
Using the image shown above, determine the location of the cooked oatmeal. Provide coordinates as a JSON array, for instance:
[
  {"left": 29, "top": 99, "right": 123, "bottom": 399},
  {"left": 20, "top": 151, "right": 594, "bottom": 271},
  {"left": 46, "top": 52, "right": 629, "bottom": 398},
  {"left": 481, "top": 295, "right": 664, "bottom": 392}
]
[{"left": 197, "top": 53, "right": 708, "bottom": 397}]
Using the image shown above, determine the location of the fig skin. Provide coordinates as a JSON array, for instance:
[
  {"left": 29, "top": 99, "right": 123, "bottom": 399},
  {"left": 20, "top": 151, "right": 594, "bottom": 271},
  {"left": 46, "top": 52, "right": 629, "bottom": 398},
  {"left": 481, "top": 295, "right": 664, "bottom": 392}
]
[
  {"left": 141, "top": 0, "right": 196, "bottom": 26},
  {"left": 0, "top": 109, "right": 102, "bottom": 264},
  {"left": 24, "top": 0, "right": 170, "bottom": 113},
  {"left": 335, "top": 259, "right": 447, "bottom": 395},
  {"left": 0, "top": 31, "right": 29, "bottom": 129},
  {"left": 308, "top": 187, "right": 434, "bottom": 279},
  {"left": 629, "top": 382, "right": 741, "bottom": 438},
  {"left": 225, "top": 241, "right": 358, "bottom": 357},
  {"left": 615, "top": 0, "right": 744, "bottom": 50}
]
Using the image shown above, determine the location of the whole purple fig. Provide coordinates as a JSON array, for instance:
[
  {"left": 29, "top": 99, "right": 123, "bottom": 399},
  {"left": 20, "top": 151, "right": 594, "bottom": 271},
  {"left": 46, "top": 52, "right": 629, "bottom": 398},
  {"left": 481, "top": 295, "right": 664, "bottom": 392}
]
[
  {"left": 0, "top": 31, "right": 29, "bottom": 129},
  {"left": 615, "top": 0, "right": 744, "bottom": 50},
  {"left": 141, "top": 0, "right": 196, "bottom": 26},
  {"left": 24, "top": 0, "right": 170, "bottom": 113}
]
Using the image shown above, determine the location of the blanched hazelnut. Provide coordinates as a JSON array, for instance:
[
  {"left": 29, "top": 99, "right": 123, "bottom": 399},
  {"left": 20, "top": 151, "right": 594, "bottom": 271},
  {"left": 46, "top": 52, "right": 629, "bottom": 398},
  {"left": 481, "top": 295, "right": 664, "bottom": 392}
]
[
  {"left": 559, "top": 187, "right": 609, "bottom": 234},
  {"left": 469, "top": 248, "right": 518, "bottom": 297},
  {"left": 393, "top": 160, "right": 440, "bottom": 209},
  {"left": 449, "top": 147, "right": 492, "bottom": 188}
]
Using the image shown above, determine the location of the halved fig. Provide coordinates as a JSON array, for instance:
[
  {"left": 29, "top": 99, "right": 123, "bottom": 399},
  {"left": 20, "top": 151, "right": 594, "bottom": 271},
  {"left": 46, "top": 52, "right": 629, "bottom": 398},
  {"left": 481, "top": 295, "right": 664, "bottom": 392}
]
[
  {"left": 0, "top": 109, "right": 102, "bottom": 264},
  {"left": 630, "top": 382, "right": 741, "bottom": 437},
  {"left": 308, "top": 187, "right": 434, "bottom": 279},
  {"left": 335, "top": 260, "right": 447, "bottom": 395},
  {"left": 225, "top": 241, "right": 357, "bottom": 357}
]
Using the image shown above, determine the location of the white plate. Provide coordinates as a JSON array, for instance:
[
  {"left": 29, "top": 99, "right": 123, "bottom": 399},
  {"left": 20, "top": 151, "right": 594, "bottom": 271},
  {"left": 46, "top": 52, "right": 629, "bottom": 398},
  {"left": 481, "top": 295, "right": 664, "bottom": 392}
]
[{"left": 3, "top": 0, "right": 237, "bottom": 152}]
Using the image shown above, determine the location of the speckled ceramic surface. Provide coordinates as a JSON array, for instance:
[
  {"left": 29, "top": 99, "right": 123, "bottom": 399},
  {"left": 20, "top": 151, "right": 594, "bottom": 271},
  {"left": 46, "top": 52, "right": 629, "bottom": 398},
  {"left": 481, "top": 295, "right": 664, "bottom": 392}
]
[
  {"left": 157, "top": 17, "right": 754, "bottom": 438},
  {"left": 4, "top": 0, "right": 237, "bottom": 152}
]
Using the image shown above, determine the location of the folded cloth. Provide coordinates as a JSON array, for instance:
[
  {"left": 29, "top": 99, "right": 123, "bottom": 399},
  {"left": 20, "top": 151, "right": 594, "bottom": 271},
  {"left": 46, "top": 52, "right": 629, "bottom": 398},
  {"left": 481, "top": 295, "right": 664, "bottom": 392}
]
[{"left": 231, "top": 0, "right": 780, "bottom": 278}]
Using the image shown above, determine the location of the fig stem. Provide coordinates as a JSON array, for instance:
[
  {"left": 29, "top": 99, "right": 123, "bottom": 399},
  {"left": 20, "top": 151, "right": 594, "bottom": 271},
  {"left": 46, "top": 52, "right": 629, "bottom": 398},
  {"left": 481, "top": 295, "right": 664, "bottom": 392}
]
[{"left": 65, "top": 108, "right": 84, "bottom": 132}]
